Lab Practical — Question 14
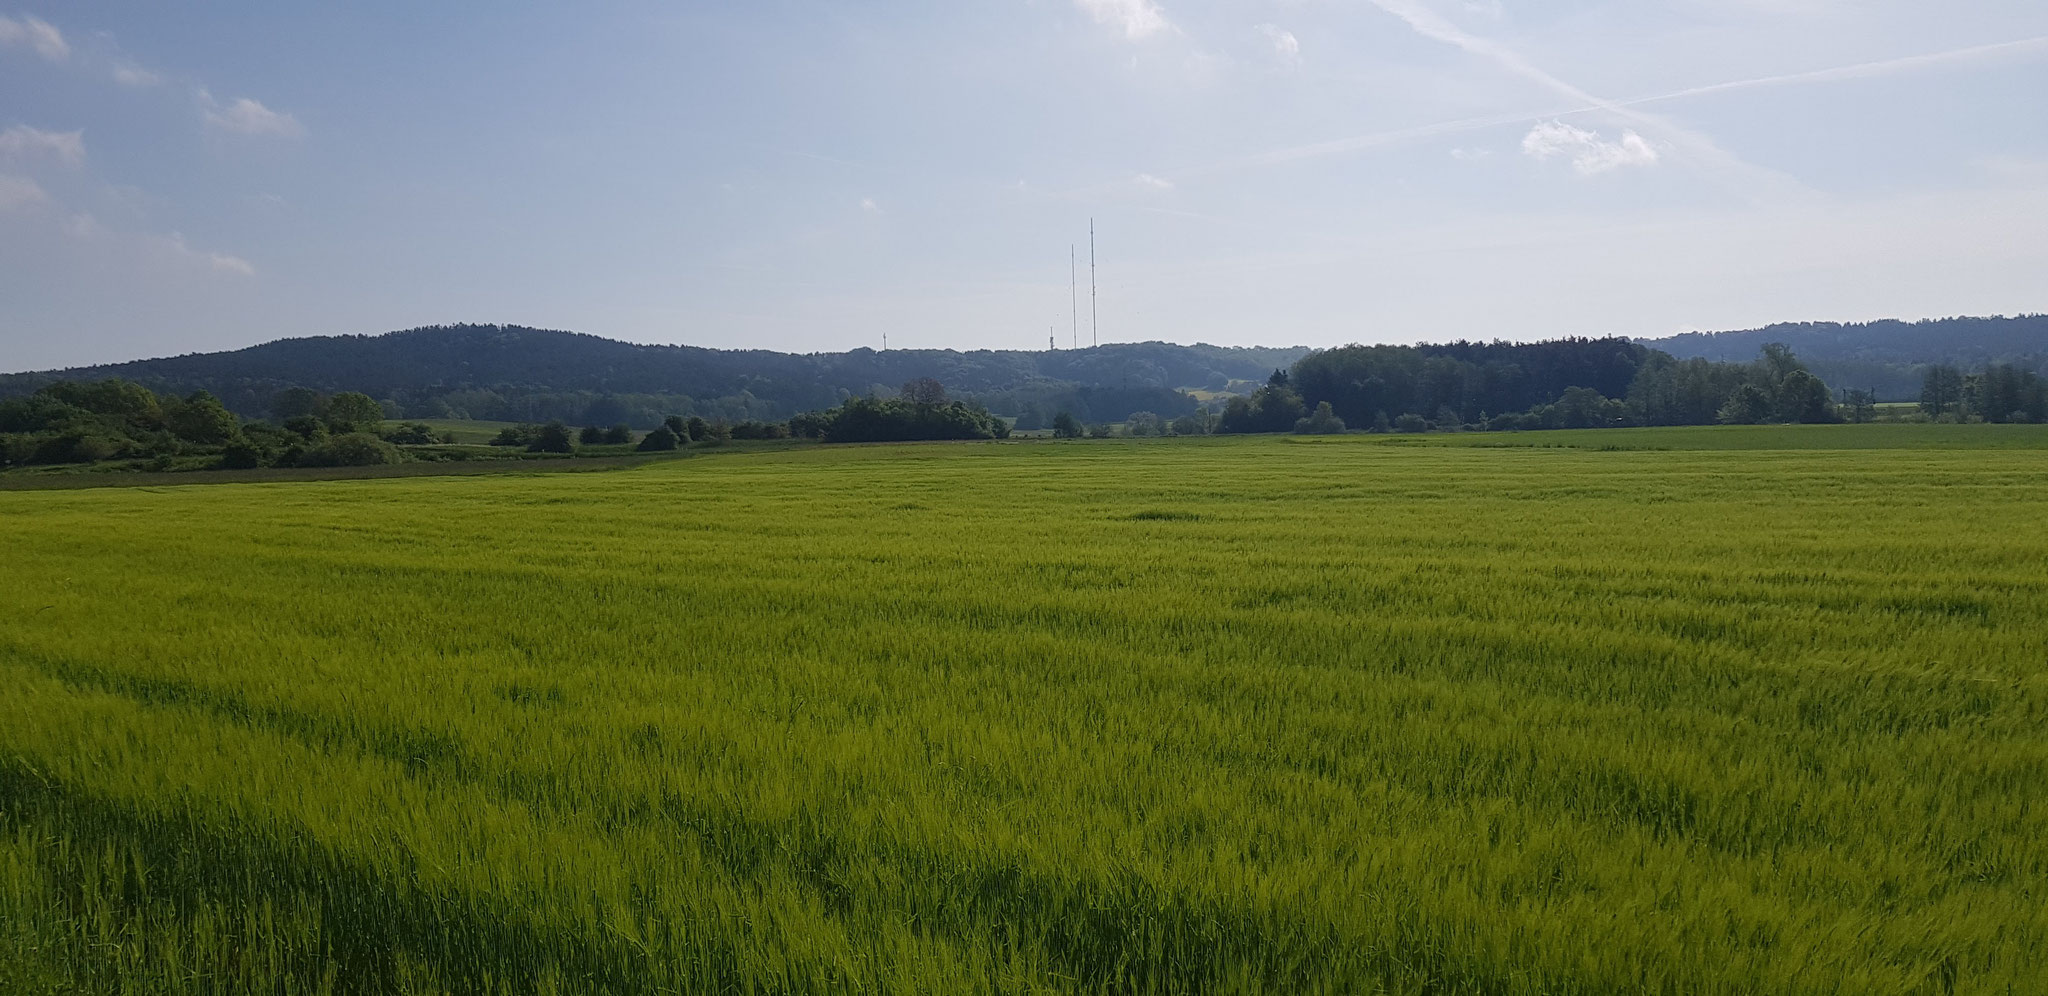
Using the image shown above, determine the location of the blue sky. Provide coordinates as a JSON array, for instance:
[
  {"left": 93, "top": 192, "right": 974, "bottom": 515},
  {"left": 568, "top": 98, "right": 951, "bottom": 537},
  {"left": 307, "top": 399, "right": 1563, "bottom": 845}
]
[{"left": 3, "top": 1, "right": 2045, "bottom": 370}]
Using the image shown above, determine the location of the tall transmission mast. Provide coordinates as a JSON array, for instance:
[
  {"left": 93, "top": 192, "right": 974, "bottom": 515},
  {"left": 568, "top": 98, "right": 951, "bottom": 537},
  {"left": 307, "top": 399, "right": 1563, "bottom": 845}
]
[
  {"left": 1070, "top": 245, "right": 1078, "bottom": 350},
  {"left": 1090, "top": 219, "right": 1098, "bottom": 348}
]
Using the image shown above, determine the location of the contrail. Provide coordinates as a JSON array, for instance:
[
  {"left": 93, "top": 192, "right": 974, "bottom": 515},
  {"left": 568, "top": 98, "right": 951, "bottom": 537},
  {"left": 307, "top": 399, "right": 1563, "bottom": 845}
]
[
  {"left": 1629, "top": 35, "right": 2048, "bottom": 106},
  {"left": 1164, "top": 32, "right": 2048, "bottom": 185},
  {"left": 1363, "top": 0, "right": 1801, "bottom": 198}
]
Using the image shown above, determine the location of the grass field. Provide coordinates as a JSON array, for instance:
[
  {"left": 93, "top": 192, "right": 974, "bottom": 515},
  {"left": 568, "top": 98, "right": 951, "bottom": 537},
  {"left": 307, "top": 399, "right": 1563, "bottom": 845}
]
[
  {"left": 3, "top": 426, "right": 2046, "bottom": 994},
  {"left": 405, "top": 418, "right": 526, "bottom": 444}
]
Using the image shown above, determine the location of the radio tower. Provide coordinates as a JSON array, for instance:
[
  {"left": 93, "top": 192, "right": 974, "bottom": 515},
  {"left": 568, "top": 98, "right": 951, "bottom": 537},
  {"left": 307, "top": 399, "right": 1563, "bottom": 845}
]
[
  {"left": 1070, "top": 245, "right": 1078, "bottom": 350},
  {"left": 1090, "top": 219, "right": 1098, "bottom": 348}
]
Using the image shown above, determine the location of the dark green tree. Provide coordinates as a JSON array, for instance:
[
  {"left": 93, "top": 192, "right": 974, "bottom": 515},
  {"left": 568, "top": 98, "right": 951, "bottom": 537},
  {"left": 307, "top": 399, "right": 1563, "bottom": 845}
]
[
  {"left": 1775, "top": 370, "right": 1835, "bottom": 423},
  {"left": 1920, "top": 365, "right": 1964, "bottom": 418},
  {"left": 1294, "top": 401, "right": 1347, "bottom": 434},
  {"left": 270, "top": 387, "right": 324, "bottom": 421},
  {"left": 901, "top": 378, "right": 947, "bottom": 405},
  {"left": 1718, "top": 384, "right": 1774, "bottom": 424},
  {"left": 326, "top": 392, "right": 384, "bottom": 434},
  {"left": 168, "top": 391, "right": 240, "bottom": 444},
  {"left": 529, "top": 421, "right": 575, "bottom": 453},
  {"left": 1051, "top": 411, "right": 1083, "bottom": 438},
  {"left": 636, "top": 426, "right": 680, "bottom": 451}
]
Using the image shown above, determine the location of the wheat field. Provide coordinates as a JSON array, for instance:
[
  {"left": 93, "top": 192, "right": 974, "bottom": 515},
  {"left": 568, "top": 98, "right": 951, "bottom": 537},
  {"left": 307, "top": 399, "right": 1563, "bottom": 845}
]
[{"left": 3, "top": 428, "right": 2045, "bottom": 994}]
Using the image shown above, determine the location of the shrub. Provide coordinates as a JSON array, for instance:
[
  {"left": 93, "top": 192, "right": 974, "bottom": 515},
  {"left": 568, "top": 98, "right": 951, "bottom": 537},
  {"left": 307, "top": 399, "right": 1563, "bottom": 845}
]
[
  {"left": 604, "top": 424, "right": 633, "bottom": 445},
  {"left": 284, "top": 416, "right": 330, "bottom": 443},
  {"left": 528, "top": 422, "right": 576, "bottom": 453},
  {"left": 302, "top": 433, "right": 403, "bottom": 467},
  {"left": 382, "top": 422, "right": 441, "bottom": 445},
  {"left": 325, "top": 392, "right": 385, "bottom": 435},
  {"left": 490, "top": 424, "right": 538, "bottom": 447},
  {"left": 219, "top": 440, "right": 266, "bottom": 470},
  {"left": 1295, "top": 402, "right": 1347, "bottom": 435},
  {"left": 168, "top": 392, "right": 241, "bottom": 444},
  {"left": 1393, "top": 413, "right": 1428, "bottom": 433},
  {"left": 636, "top": 427, "right": 680, "bottom": 451},
  {"left": 578, "top": 425, "right": 606, "bottom": 445},
  {"left": 35, "top": 431, "right": 125, "bottom": 464},
  {"left": 730, "top": 421, "right": 788, "bottom": 440}
]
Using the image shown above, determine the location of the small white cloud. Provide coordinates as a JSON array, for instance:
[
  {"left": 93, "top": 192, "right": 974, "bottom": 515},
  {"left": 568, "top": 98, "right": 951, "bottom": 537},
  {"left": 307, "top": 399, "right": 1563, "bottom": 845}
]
[
  {"left": 0, "top": 125, "right": 85, "bottom": 166},
  {"left": 1449, "top": 147, "right": 1492, "bottom": 162},
  {"left": 1133, "top": 172, "right": 1174, "bottom": 190},
  {"left": 0, "top": 14, "right": 68, "bottom": 62},
  {"left": 1074, "top": 0, "right": 1172, "bottom": 40},
  {"left": 0, "top": 173, "right": 47, "bottom": 211},
  {"left": 860, "top": 197, "right": 882, "bottom": 214},
  {"left": 62, "top": 211, "right": 257, "bottom": 276},
  {"left": 1255, "top": 24, "right": 1300, "bottom": 64},
  {"left": 205, "top": 250, "right": 256, "bottom": 276},
  {"left": 1521, "top": 120, "right": 1659, "bottom": 175},
  {"left": 201, "top": 92, "right": 305, "bottom": 138},
  {"left": 112, "top": 62, "right": 162, "bottom": 87}
]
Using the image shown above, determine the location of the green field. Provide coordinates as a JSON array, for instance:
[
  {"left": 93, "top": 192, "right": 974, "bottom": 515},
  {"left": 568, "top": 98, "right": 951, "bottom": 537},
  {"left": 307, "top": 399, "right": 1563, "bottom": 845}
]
[
  {"left": 3, "top": 427, "right": 2046, "bottom": 994},
  {"left": 405, "top": 418, "right": 527, "bottom": 444}
]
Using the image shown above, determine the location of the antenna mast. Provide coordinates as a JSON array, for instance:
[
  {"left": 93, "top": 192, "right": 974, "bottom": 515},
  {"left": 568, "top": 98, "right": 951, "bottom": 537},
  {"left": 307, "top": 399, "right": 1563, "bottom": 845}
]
[
  {"left": 1090, "top": 219, "right": 1097, "bottom": 348},
  {"left": 1070, "top": 245, "right": 1078, "bottom": 350}
]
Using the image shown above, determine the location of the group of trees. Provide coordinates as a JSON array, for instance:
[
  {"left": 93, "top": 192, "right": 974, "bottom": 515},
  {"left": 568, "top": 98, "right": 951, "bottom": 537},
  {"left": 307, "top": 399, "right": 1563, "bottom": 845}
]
[
  {"left": 1287, "top": 338, "right": 1647, "bottom": 431},
  {"left": 14, "top": 341, "right": 2043, "bottom": 473},
  {"left": 792, "top": 381, "right": 1011, "bottom": 443},
  {"left": 1647, "top": 314, "right": 2048, "bottom": 401},
  {"left": 0, "top": 379, "right": 426, "bottom": 469},
  {"left": 1920, "top": 363, "right": 2047, "bottom": 423},
  {"left": 1213, "top": 340, "right": 1846, "bottom": 435}
]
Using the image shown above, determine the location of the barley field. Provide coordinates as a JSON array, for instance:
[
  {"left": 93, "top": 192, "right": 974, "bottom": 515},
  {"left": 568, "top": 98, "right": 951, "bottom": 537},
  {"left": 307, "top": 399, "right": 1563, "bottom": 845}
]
[{"left": 3, "top": 428, "right": 2046, "bottom": 994}]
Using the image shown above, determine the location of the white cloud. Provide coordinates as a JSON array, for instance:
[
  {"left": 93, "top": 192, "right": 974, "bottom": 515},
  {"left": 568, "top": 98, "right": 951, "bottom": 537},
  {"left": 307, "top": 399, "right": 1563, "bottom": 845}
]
[
  {"left": 1449, "top": 147, "right": 1492, "bottom": 162},
  {"left": 112, "top": 62, "right": 162, "bottom": 87},
  {"left": 1074, "top": 0, "right": 1172, "bottom": 41},
  {"left": 0, "top": 125, "right": 85, "bottom": 166},
  {"left": 0, "top": 173, "right": 47, "bottom": 211},
  {"left": 1521, "top": 121, "right": 1659, "bottom": 175},
  {"left": 1256, "top": 24, "right": 1300, "bottom": 64},
  {"left": 860, "top": 197, "right": 882, "bottom": 214},
  {"left": 0, "top": 14, "right": 68, "bottom": 61},
  {"left": 58, "top": 210, "right": 255, "bottom": 276},
  {"left": 202, "top": 248, "right": 257, "bottom": 276},
  {"left": 200, "top": 92, "right": 304, "bottom": 138},
  {"left": 1365, "top": 0, "right": 1792, "bottom": 197},
  {"left": 1133, "top": 172, "right": 1175, "bottom": 190}
]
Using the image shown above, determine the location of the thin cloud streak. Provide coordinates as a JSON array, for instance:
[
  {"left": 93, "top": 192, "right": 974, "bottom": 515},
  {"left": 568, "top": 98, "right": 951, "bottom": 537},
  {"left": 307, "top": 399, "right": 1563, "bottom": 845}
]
[
  {"left": 1633, "top": 35, "right": 2048, "bottom": 105},
  {"left": 1362, "top": 0, "right": 1800, "bottom": 199},
  {"left": 1163, "top": 34, "right": 2048, "bottom": 185}
]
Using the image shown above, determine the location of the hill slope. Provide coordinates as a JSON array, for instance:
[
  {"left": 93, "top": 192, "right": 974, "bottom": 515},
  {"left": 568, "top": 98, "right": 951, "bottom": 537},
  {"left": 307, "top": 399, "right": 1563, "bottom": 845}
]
[
  {"left": 1640, "top": 315, "right": 2048, "bottom": 399},
  {"left": 0, "top": 325, "right": 1310, "bottom": 424}
]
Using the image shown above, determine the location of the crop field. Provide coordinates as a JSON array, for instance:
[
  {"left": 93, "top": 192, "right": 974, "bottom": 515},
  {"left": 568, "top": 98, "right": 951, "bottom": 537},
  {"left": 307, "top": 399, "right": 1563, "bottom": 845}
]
[{"left": 2, "top": 426, "right": 2046, "bottom": 994}]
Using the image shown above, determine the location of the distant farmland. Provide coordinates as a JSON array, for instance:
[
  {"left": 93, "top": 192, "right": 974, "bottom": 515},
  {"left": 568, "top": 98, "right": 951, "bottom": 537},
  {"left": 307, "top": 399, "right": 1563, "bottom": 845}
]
[{"left": 4, "top": 427, "right": 2045, "bottom": 994}]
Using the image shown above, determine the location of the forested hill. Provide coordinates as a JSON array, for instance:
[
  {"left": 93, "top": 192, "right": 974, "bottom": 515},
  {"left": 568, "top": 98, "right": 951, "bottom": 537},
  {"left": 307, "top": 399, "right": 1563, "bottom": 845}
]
[
  {"left": 0, "top": 325, "right": 1309, "bottom": 423},
  {"left": 1640, "top": 315, "right": 2048, "bottom": 399}
]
